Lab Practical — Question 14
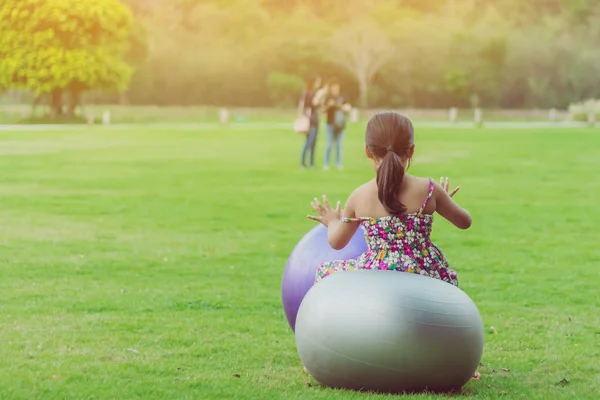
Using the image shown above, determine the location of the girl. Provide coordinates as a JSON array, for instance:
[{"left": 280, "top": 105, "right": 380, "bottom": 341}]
[
  {"left": 307, "top": 111, "right": 480, "bottom": 380},
  {"left": 307, "top": 111, "right": 479, "bottom": 379}
]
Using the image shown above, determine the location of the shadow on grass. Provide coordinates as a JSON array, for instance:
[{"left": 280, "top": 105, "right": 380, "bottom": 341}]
[{"left": 301, "top": 372, "right": 511, "bottom": 398}]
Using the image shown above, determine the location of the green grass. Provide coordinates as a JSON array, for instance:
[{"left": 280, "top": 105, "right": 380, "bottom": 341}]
[
  {"left": 0, "top": 123, "right": 598, "bottom": 399},
  {"left": 0, "top": 104, "right": 572, "bottom": 125}
]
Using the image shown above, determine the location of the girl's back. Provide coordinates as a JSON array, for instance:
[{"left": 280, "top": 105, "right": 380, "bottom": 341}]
[
  {"left": 351, "top": 175, "right": 434, "bottom": 218},
  {"left": 326, "top": 177, "right": 457, "bottom": 285},
  {"left": 308, "top": 111, "right": 471, "bottom": 286}
]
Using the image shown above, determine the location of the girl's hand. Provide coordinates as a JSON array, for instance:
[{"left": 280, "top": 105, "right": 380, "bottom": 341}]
[
  {"left": 440, "top": 177, "right": 460, "bottom": 197},
  {"left": 307, "top": 195, "right": 342, "bottom": 227}
]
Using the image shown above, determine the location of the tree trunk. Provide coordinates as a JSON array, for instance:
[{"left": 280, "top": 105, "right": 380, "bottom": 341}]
[
  {"left": 357, "top": 71, "right": 369, "bottom": 108},
  {"left": 50, "top": 89, "right": 64, "bottom": 119},
  {"left": 67, "top": 89, "right": 81, "bottom": 119}
]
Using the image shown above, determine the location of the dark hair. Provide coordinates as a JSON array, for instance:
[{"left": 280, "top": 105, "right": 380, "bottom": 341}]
[{"left": 365, "top": 111, "right": 414, "bottom": 216}]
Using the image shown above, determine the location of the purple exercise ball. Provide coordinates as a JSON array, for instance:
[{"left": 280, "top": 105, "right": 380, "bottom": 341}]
[{"left": 281, "top": 223, "right": 368, "bottom": 332}]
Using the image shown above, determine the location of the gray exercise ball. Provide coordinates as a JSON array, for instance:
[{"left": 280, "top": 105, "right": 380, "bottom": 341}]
[{"left": 295, "top": 270, "right": 484, "bottom": 393}]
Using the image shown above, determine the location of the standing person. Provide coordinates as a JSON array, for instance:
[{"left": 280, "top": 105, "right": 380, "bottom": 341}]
[
  {"left": 300, "top": 76, "right": 322, "bottom": 169},
  {"left": 322, "top": 79, "right": 351, "bottom": 170}
]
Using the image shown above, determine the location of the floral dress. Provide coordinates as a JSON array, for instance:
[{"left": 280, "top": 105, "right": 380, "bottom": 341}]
[{"left": 315, "top": 179, "right": 459, "bottom": 286}]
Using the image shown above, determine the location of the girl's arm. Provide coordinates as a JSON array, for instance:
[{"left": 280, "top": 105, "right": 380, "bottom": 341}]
[
  {"left": 312, "top": 89, "right": 326, "bottom": 107},
  {"left": 340, "top": 97, "right": 352, "bottom": 112},
  {"left": 434, "top": 181, "right": 472, "bottom": 229},
  {"left": 308, "top": 192, "right": 360, "bottom": 250},
  {"left": 327, "top": 194, "right": 360, "bottom": 250}
]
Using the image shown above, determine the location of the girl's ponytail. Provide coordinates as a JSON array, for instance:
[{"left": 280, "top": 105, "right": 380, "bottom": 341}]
[
  {"left": 376, "top": 150, "right": 406, "bottom": 215},
  {"left": 366, "top": 111, "right": 414, "bottom": 216}
]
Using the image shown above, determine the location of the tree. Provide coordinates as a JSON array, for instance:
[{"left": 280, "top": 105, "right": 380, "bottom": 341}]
[
  {"left": 32, "top": 0, "right": 600, "bottom": 110},
  {"left": 0, "top": 0, "right": 134, "bottom": 118},
  {"left": 328, "top": 22, "right": 395, "bottom": 107},
  {"left": 266, "top": 72, "right": 305, "bottom": 107}
]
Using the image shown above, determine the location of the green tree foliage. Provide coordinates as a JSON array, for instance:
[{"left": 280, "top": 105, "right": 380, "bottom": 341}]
[
  {"left": 8, "top": 0, "right": 600, "bottom": 109},
  {"left": 266, "top": 72, "right": 305, "bottom": 107},
  {"left": 117, "top": 0, "right": 600, "bottom": 108},
  {"left": 0, "top": 0, "right": 134, "bottom": 117}
]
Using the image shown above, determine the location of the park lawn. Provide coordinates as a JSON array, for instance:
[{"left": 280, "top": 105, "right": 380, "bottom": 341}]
[{"left": 0, "top": 123, "right": 598, "bottom": 399}]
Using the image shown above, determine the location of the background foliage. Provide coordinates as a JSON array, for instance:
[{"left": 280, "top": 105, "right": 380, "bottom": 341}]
[
  {"left": 119, "top": 0, "right": 600, "bottom": 108},
  {"left": 2, "top": 0, "right": 600, "bottom": 109},
  {"left": 0, "top": 0, "right": 133, "bottom": 116}
]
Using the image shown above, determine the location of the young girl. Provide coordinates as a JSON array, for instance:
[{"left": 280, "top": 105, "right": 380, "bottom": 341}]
[
  {"left": 309, "top": 111, "right": 471, "bottom": 286},
  {"left": 308, "top": 110, "right": 471, "bottom": 282},
  {"left": 307, "top": 111, "right": 480, "bottom": 379}
]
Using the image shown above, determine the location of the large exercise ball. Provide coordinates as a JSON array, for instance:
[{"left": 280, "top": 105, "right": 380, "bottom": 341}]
[
  {"left": 281, "top": 224, "right": 367, "bottom": 332},
  {"left": 295, "top": 270, "right": 484, "bottom": 393}
]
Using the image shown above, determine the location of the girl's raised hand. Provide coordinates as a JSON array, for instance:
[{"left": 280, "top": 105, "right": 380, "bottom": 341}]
[
  {"left": 440, "top": 176, "right": 460, "bottom": 197},
  {"left": 307, "top": 195, "right": 341, "bottom": 227}
]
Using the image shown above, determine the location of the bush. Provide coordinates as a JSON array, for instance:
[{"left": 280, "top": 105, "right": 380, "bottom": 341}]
[
  {"left": 568, "top": 99, "right": 600, "bottom": 122},
  {"left": 266, "top": 72, "right": 305, "bottom": 107}
]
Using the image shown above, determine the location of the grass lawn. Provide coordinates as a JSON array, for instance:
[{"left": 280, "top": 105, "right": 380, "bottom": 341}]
[{"left": 0, "top": 123, "right": 598, "bottom": 399}]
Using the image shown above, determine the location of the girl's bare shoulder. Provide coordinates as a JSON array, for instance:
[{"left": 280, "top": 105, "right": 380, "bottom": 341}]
[
  {"left": 408, "top": 175, "right": 433, "bottom": 184},
  {"left": 403, "top": 175, "right": 435, "bottom": 201},
  {"left": 347, "top": 179, "right": 376, "bottom": 202},
  {"left": 354, "top": 179, "right": 377, "bottom": 194},
  {"left": 405, "top": 175, "right": 433, "bottom": 190}
]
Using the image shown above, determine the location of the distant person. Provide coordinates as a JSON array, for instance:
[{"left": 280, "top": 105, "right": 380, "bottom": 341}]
[
  {"left": 300, "top": 76, "right": 322, "bottom": 169},
  {"left": 322, "top": 79, "right": 351, "bottom": 170},
  {"left": 306, "top": 111, "right": 479, "bottom": 380},
  {"left": 312, "top": 81, "right": 328, "bottom": 111}
]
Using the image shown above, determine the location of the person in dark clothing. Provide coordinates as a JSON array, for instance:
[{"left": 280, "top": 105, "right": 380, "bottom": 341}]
[
  {"left": 322, "top": 79, "right": 351, "bottom": 170},
  {"left": 300, "top": 76, "right": 322, "bottom": 169}
]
